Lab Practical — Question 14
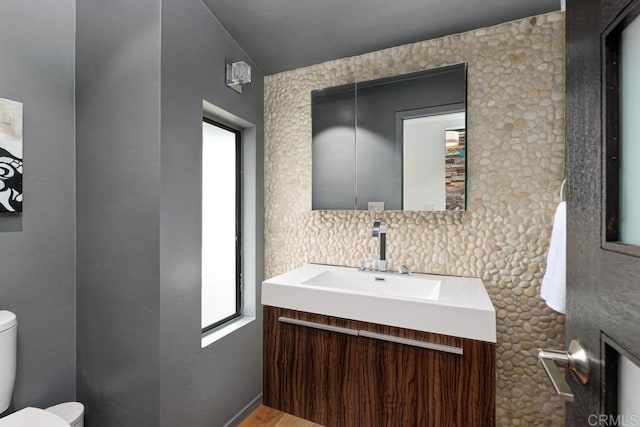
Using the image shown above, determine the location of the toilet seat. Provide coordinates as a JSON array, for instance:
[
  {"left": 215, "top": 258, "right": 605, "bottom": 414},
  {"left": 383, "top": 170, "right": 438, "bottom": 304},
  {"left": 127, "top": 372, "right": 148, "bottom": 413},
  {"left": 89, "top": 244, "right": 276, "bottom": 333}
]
[
  {"left": 46, "top": 402, "right": 83, "bottom": 427},
  {"left": 0, "top": 407, "right": 69, "bottom": 426}
]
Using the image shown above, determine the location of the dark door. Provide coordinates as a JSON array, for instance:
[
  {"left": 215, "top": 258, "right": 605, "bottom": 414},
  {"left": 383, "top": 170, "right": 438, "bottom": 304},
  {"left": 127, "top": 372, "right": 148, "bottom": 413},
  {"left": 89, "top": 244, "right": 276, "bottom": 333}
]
[{"left": 562, "top": 0, "right": 640, "bottom": 425}]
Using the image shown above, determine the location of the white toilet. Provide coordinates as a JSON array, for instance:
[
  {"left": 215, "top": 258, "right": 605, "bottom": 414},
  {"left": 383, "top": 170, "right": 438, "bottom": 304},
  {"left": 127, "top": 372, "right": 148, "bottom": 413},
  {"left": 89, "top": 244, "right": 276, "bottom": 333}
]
[{"left": 0, "top": 311, "right": 84, "bottom": 427}]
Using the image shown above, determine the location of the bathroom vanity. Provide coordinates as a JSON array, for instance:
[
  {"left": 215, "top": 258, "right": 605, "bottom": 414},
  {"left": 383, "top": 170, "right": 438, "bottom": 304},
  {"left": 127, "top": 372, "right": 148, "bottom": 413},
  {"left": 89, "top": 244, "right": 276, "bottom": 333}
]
[{"left": 262, "top": 264, "right": 496, "bottom": 426}]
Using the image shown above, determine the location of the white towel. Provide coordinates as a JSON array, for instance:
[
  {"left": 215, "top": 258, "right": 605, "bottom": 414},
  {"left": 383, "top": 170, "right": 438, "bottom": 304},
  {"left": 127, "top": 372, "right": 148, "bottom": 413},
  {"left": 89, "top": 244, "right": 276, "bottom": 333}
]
[{"left": 541, "top": 201, "right": 566, "bottom": 314}]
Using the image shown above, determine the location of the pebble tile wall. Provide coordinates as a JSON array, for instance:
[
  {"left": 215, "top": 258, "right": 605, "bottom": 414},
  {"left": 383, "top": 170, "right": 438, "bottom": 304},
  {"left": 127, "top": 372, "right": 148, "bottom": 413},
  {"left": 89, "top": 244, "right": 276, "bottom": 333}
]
[{"left": 264, "top": 11, "right": 566, "bottom": 426}]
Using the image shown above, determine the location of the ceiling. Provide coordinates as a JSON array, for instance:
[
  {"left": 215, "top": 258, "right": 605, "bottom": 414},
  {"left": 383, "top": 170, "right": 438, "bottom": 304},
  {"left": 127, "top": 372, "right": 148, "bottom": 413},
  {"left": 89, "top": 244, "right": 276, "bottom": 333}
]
[{"left": 202, "top": 0, "right": 560, "bottom": 75}]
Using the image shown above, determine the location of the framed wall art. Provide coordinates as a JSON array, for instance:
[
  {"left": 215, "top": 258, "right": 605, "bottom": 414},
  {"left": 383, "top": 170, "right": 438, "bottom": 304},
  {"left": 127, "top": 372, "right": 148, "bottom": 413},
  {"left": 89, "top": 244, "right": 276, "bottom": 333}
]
[{"left": 0, "top": 97, "right": 23, "bottom": 213}]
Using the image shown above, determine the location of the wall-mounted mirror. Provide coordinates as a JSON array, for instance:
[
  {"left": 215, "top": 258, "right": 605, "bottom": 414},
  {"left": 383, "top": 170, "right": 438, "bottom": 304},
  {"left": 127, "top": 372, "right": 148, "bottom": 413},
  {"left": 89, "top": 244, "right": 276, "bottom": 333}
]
[{"left": 311, "top": 63, "right": 467, "bottom": 211}]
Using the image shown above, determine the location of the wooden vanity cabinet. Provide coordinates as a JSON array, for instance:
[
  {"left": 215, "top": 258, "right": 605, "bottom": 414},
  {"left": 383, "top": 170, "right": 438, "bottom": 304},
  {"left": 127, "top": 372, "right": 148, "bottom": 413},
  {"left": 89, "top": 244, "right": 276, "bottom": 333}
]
[{"left": 263, "top": 306, "right": 495, "bottom": 427}]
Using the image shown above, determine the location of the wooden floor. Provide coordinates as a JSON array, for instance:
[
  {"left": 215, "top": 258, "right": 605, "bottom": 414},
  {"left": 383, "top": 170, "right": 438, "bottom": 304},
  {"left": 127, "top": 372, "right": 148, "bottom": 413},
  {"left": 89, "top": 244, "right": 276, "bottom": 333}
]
[{"left": 239, "top": 405, "right": 323, "bottom": 427}]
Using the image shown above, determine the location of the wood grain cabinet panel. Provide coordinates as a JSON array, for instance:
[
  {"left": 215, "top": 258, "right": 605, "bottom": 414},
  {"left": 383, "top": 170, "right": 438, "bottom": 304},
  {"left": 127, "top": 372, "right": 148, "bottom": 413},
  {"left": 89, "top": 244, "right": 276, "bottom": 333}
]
[{"left": 264, "top": 306, "right": 495, "bottom": 427}]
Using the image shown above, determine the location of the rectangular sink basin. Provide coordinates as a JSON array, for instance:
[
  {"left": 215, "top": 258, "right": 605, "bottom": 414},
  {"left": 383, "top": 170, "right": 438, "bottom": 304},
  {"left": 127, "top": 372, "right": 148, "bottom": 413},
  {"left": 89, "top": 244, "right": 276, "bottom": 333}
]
[
  {"left": 262, "top": 264, "right": 496, "bottom": 342},
  {"left": 302, "top": 270, "right": 441, "bottom": 302}
]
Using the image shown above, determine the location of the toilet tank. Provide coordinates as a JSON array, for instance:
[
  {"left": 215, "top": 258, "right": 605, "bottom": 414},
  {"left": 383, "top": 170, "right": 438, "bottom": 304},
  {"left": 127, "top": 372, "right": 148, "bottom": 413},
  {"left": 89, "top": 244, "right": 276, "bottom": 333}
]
[{"left": 0, "top": 311, "right": 17, "bottom": 414}]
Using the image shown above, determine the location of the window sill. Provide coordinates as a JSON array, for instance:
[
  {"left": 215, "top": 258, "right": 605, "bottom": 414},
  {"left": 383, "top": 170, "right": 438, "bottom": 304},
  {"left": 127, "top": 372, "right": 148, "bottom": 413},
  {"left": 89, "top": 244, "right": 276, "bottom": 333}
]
[{"left": 201, "top": 315, "right": 255, "bottom": 348}]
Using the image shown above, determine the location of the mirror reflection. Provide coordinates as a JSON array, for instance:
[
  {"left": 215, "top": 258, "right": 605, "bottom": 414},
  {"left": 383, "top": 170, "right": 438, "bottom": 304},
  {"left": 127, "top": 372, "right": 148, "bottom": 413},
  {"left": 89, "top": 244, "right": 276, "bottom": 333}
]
[
  {"left": 311, "top": 84, "right": 356, "bottom": 210},
  {"left": 311, "top": 63, "right": 467, "bottom": 211},
  {"left": 402, "top": 110, "right": 466, "bottom": 211}
]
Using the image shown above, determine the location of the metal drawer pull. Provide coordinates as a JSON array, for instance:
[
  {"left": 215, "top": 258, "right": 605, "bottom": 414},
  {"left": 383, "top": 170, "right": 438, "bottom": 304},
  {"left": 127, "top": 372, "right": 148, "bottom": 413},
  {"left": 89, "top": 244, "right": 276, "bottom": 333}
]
[
  {"left": 278, "top": 316, "right": 464, "bottom": 355},
  {"left": 278, "top": 316, "right": 359, "bottom": 336},
  {"left": 538, "top": 339, "right": 590, "bottom": 402},
  {"left": 359, "top": 330, "right": 464, "bottom": 355}
]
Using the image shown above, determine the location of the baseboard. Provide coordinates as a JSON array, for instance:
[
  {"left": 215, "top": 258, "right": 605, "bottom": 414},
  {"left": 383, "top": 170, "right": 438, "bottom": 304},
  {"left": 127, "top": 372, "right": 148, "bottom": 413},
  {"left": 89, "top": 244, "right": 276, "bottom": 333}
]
[{"left": 223, "top": 393, "right": 262, "bottom": 427}]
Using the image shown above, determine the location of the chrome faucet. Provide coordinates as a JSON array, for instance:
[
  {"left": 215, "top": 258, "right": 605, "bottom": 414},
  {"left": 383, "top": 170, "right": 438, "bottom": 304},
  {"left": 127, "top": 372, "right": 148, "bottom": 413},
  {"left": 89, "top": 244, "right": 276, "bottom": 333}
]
[{"left": 372, "top": 219, "right": 387, "bottom": 272}]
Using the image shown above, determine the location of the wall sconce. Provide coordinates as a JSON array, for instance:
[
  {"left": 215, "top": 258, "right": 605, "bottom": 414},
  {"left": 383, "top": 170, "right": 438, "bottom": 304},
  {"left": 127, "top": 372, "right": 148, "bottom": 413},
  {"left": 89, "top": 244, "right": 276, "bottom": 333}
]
[{"left": 226, "top": 60, "right": 251, "bottom": 93}]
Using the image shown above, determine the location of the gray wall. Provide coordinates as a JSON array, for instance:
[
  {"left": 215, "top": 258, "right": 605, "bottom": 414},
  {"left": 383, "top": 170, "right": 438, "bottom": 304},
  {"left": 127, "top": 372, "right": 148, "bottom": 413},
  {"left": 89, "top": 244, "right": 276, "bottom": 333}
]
[
  {"left": 75, "top": 0, "right": 161, "bottom": 426},
  {"left": 0, "top": 1, "right": 263, "bottom": 424},
  {"left": 75, "top": 0, "right": 265, "bottom": 425},
  {"left": 0, "top": 0, "right": 76, "bottom": 411},
  {"left": 159, "top": 0, "right": 264, "bottom": 425}
]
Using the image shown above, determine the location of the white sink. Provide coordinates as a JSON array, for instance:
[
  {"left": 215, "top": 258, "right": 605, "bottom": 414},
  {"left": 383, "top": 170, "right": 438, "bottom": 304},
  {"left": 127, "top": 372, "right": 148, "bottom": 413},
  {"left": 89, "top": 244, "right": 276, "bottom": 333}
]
[
  {"left": 262, "top": 264, "right": 496, "bottom": 342},
  {"left": 302, "top": 270, "right": 441, "bottom": 302}
]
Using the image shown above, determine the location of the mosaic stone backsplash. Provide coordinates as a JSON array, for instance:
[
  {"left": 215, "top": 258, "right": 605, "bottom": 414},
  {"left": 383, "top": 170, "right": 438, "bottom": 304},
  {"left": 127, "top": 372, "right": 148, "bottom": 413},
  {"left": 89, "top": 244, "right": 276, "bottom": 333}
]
[{"left": 264, "top": 11, "right": 566, "bottom": 426}]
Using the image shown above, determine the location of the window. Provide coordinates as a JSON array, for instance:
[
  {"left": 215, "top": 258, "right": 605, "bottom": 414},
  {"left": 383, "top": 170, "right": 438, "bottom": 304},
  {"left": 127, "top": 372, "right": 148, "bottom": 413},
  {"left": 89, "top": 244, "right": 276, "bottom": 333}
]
[
  {"left": 201, "top": 118, "right": 241, "bottom": 333},
  {"left": 603, "top": 4, "right": 640, "bottom": 256}
]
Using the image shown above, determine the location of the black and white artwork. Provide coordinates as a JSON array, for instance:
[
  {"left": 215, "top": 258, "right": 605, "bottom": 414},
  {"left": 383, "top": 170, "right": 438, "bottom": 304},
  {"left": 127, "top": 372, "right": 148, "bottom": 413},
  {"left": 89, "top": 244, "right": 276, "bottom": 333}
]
[{"left": 0, "top": 97, "right": 23, "bottom": 213}]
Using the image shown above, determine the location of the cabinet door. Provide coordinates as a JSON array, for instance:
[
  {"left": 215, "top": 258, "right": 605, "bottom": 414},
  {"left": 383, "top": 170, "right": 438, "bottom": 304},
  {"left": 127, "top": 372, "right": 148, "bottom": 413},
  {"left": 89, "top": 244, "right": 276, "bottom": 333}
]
[
  {"left": 359, "top": 328, "right": 495, "bottom": 427},
  {"left": 263, "top": 307, "right": 361, "bottom": 426}
]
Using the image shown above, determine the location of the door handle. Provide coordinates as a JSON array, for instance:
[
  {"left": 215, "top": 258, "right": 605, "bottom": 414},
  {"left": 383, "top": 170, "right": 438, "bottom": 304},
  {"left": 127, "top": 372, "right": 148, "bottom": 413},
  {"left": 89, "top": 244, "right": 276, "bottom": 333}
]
[{"left": 538, "top": 339, "right": 591, "bottom": 402}]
